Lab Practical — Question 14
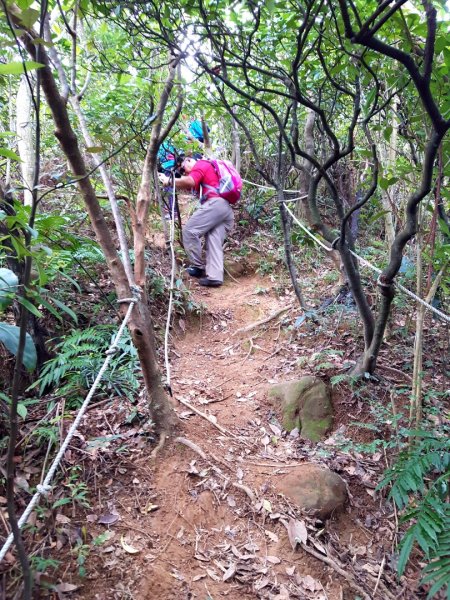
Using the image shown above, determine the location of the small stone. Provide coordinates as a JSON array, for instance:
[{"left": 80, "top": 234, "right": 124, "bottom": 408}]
[{"left": 277, "top": 464, "right": 347, "bottom": 520}]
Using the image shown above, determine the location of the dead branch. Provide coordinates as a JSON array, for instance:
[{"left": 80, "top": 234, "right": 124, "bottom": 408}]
[
  {"left": 300, "top": 543, "right": 372, "bottom": 600},
  {"left": 177, "top": 397, "right": 252, "bottom": 448},
  {"left": 174, "top": 437, "right": 256, "bottom": 502},
  {"left": 233, "top": 303, "right": 294, "bottom": 336}
]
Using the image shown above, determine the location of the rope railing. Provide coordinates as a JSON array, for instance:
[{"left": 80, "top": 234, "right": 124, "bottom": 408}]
[
  {"left": 0, "top": 293, "right": 139, "bottom": 563},
  {"left": 163, "top": 176, "right": 177, "bottom": 394},
  {"left": 282, "top": 202, "right": 450, "bottom": 324},
  {"left": 241, "top": 177, "right": 449, "bottom": 323}
]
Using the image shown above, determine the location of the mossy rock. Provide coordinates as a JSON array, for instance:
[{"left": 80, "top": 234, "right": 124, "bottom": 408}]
[
  {"left": 224, "top": 259, "right": 246, "bottom": 279},
  {"left": 268, "top": 376, "right": 333, "bottom": 441}
]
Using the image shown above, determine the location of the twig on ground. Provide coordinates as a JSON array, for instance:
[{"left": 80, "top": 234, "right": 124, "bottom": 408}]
[
  {"left": 174, "top": 437, "right": 256, "bottom": 503},
  {"left": 243, "top": 337, "right": 255, "bottom": 362},
  {"left": 300, "top": 543, "right": 372, "bottom": 600},
  {"left": 233, "top": 303, "right": 294, "bottom": 335},
  {"left": 177, "top": 397, "right": 252, "bottom": 448},
  {"left": 373, "top": 556, "right": 386, "bottom": 597}
]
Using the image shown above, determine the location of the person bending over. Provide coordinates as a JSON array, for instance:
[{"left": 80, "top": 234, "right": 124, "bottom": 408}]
[{"left": 159, "top": 156, "right": 233, "bottom": 288}]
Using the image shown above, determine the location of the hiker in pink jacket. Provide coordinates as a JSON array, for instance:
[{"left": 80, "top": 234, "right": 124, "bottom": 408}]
[{"left": 159, "top": 156, "right": 234, "bottom": 288}]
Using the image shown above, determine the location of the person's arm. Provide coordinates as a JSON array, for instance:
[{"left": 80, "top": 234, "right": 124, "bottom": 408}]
[{"left": 158, "top": 173, "right": 195, "bottom": 189}]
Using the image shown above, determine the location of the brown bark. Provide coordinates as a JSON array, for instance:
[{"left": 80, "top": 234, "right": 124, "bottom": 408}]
[
  {"left": 13, "top": 13, "right": 174, "bottom": 434},
  {"left": 134, "top": 57, "right": 179, "bottom": 288}
]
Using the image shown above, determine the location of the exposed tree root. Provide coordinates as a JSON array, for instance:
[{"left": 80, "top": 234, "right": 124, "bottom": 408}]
[
  {"left": 233, "top": 303, "right": 294, "bottom": 335},
  {"left": 177, "top": 397, "right": 253, "bottom": 448},
  {"left": 150, "top": 431, "right": 167, "bottom": 460}
]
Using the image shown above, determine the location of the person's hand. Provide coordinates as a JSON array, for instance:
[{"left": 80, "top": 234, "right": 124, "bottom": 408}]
[{"left": 158, "top": 173, "right": 170, "bottom": 186}]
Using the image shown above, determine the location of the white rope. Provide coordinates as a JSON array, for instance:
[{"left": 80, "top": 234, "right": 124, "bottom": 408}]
[
  {"left": 242, "top": 178, "right": 307, "bottom": 197},
  {"left": 0, "top": 296, "right": 138, "bottom": 563},
  {"left": 163, "top": 176, "right": 177, "bottom": 391},
  {"left": 282, "top": 203, "right": 450, "bottom": 324}
]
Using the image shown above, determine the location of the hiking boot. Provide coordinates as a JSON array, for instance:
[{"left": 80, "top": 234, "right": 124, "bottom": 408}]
[
  {"left": 199, "top": 278, "right": 222, "bottom": 287},
  {"left": 186, "top": 266, "right": 205, "bottom": 278}
]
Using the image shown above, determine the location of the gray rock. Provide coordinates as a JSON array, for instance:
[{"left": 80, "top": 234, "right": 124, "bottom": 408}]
[
  {"left": 268, "top": 376, "right": 333, "bottom": 441},
  {"left": 278, "top": 464, "right": 347, "bottom": 520}
]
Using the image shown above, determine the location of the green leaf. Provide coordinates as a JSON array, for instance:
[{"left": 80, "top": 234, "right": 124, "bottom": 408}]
[
  {"left": 379, "top": 176, "right": 398, "bottom": 191},
  {"left": 398, "top": 530, "right": 415, "bottom": 576},
  {"left": 17, "top": 403, "right": 27, "bottom": 419},
  {"left": 17, "top": 296, "right": 43, "bottom": 318},
  {"left": 17, "top": 7, "right": 40, "bottom": 27},
  {"left": 0, "top": 61, "right": 45, "bottom": 75},
  {"left": 85, "top": 146, "right": 105, "bottom": 153},
  {"left": 52, "top": 498, "right": 71, "bottom": 509},
  {"left": 0, "top": 322, "right": 37, "bottom": 370},
  {"left": 0, "top": 148, "right": 22, "bottom": 161},
  {"left": 0, "top": 267, "right": 19, "bottom": 310},
  {"left": 368, "top": 209, "right": 391, "bottom": 224},
  {"left": 51, "top": 298, "right": 78, "bottom": 324}
]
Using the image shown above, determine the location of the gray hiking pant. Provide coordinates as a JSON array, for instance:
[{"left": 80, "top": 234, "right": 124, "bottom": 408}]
[{"left": 183, "top": 197, "right": 234, "bottom": 282}]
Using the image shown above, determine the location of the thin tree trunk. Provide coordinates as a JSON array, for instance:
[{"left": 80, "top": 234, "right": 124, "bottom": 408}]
[
  {"left": 231, "top": 108, "right": 241, "bottom": 171},
  {"left": 70, "top": 97, "right": 135, "bottom": 285},
  {"left": 14, "top": 15, "right": 174, "bottom": 435},
  {"left": 201, "top": 113, "right": 212, "bottom": 157},
  {"left": 16, "top": 75, "right": 35, "bottom": 206},
  {"left": 410, "top": 215, "right": 424, "bottom": 425},
  {"left": 381, "top": 108, "right": 397, "bottom": 248},
  {"left": 134, "top": 57, "right": 178, "bottom": 289},
  {"left": 296, "top": 108, "right": 315, "bottom": 223},
  {"left": 278, "top": 194, "right": 307, "bottom": 310},
  {"left": 357, "top": 129, "right": 446, "bottom": 374}
]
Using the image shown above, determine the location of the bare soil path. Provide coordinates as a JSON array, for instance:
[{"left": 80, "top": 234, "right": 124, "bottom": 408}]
[{"left": 55, "top": 272, "right": 394, "bottom": 600}]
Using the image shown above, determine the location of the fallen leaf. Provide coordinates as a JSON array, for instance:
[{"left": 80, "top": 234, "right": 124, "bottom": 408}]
[
  {"left": 120, "top": 535, "right": 140, "bottom": 554},
  {"left": 274, "top": 584, "right": 290, "bottom": 599},
  {"left": 98, "top": 513, "right": 119, "bottom": 525},
  {"left": 223, "top": 562, "right": 236, "bottom": 582},
  {"left": 236, "top": 467, "right": 244, "bottom": 480},
  {"left": 262, "top": 499, "right": 272, "bottom": 513},
  {"left": 206, "top": 568, "right": 221, "bottom": 582},
  {"left": 254, "top": 577, "right": 270, "bottom": 590},
  {"left": 227, "top": 495, "right": 236, "bottom": 507},
  {"left": 192, "top": 574, "right": 206, "bottom": 581},
  {"left": 298, "top": 574, "right": 321, "bottom": 591},
  {"left": 287, "top": 518, "right": 308, "bottom": 549},
  {"left": 285, "top": 565, "right": 296, "bottom": 576},
  {"left": 143, "top": 502, "right": 159, "bottom": 514},
  {"left": 269, "top": 423, "right": 282, "bottom": 436},
  {"left": 179, "top": 411, "right": 194, "bottom": 420},
  {"left": 266, "top": 555, "right": 281, "bottom": 564},
  {"left": 54, "top": 582, "right": 80, "bottom": 593},
  {"left": 55, "top": 514, "right": 71, "bottom": 524},
  {"left": 265, "top": 529, "right": 279, "bottom": 543},
  {"left": 194, "top": 553, "right": 210, "bottom": 562}
]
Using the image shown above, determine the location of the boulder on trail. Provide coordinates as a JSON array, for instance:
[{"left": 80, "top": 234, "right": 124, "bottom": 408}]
[
  {"left": 268, "top": 376, "right": 333, "bottom": 441},
  {"left": 277, "top": 464, "right": 347, "bottom": 520}
]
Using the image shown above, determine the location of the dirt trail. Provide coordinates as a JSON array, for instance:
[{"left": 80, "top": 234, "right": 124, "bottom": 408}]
[{"left": 82, "top": 273, "right": 375, "bottom": 600}]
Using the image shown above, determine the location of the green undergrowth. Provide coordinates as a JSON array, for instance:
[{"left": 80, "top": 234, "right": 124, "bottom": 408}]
[{"left": 329, "top": 379, "right": 450, "bottom": 598}]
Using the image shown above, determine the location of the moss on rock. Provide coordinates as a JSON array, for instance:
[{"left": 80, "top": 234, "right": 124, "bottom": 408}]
[{"left": 268, "top": 376, "right": 333, "bottom": 441}]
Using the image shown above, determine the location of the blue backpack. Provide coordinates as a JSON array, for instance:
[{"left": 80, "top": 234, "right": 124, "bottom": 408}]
[
  {"left": 189, "top": 120, "right": 209, "bottom": 143},
  {"left": 157, "top": 142, "right": 177, "bottom": 170}
]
